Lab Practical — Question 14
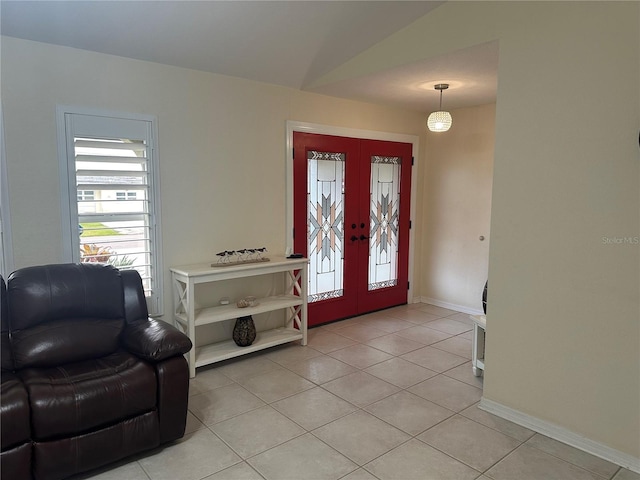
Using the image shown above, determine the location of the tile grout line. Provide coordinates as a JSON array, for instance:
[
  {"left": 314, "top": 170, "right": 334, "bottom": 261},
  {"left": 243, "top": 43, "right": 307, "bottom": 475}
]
[
  {"left": 185, "top": 305, "right": 635, "bottom": 480},
  {"left": 520, "top": 435, "right": 620, "bottom": 480}
]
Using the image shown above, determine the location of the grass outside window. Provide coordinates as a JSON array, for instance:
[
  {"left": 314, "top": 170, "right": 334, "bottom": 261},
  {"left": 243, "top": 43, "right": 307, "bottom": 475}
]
[{"left": 80, "top": 223, "right": 121, "bottom": 237}]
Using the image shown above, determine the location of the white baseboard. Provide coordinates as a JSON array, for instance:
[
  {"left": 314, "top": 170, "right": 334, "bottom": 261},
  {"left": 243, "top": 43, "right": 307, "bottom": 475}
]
[
  {"left": 479, "top": 397, "right": 640, "bottom": 474},
  {"left": 418, "top": 297, "right": 484, "bottom": 316}
]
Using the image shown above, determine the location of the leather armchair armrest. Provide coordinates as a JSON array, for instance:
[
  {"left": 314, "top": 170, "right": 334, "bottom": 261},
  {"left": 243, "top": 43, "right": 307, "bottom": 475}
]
[{"left": 122, "top": 319, "right": 192, "bottom": 362}]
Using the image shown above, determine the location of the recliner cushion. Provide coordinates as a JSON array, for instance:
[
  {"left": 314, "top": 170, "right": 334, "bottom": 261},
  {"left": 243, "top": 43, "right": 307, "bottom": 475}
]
[
  {"left": 34, "top": 411, "right": 159, "bottom": 480},
  {"left": 7, "top": 263, "right": 125, "bottom": 368},
  {"left": 11, "top": 317, "right": 124, "bottom": 369},
  {"left": 1, "top": 443, "right": 32, "bottom": 480},
  {"left": 0, "top": 372, "right": 31, "bottom": 450},
  {"left": 20, "top": 350, "right": 157, "bottom": 440}
]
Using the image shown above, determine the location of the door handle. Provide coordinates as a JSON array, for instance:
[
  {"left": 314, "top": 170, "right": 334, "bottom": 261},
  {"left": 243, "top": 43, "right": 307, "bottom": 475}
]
[
  {"left": 350, "top": 235, "right": 358, "bottom": 242},
  {"left": 360, "top": 235, "right": 369, "bottom": 241}
]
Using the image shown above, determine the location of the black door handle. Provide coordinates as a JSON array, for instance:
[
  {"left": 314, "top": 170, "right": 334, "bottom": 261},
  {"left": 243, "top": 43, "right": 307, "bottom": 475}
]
[
  {"left": 360, "top": 235, "right": 369, "bottom": 241},
  {"left": 350, "top": 235, "right": 358, "bottom": 241}
]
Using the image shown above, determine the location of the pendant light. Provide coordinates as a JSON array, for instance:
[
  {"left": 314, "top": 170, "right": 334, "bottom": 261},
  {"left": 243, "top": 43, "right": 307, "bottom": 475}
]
[{"left": 427, "top": 83, "right": 452, "bottom": 132}]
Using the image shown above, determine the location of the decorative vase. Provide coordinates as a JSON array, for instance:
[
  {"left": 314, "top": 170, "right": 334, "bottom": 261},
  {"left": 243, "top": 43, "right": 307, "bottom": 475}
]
[{"left": 233, "top": 315, "right": 256, "bottom": 347}]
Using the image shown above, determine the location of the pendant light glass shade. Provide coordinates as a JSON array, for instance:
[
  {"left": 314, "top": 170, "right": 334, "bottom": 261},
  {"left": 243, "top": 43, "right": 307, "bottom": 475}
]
[
  {"left": 427, "top": 83, "right": 452, "bottom": 132},
  {"left": 427, "top": 111, "right": 452, "bottom": 132}
]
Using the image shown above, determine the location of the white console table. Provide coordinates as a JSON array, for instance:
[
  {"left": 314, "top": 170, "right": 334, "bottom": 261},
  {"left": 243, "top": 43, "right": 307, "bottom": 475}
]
[
  {"left": 470, "top": 314, "right": 486, "bottom": 377},
  {"left": 170, "top": 256, "right": 308, "bottom": 378}
]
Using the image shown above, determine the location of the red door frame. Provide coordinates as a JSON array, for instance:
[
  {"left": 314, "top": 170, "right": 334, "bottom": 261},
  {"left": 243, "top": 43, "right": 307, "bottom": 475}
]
[{"left": 294, "top": 132, "right": 412, "bottom": 326}]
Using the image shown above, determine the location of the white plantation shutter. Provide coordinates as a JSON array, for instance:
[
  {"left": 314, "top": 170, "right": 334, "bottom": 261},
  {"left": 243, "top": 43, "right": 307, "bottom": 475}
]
[{"left": 58, "top": 109, "right": 163, "bottom": 315}]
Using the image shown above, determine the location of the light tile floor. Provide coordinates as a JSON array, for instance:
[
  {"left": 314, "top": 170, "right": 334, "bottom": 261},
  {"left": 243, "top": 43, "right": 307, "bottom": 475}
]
[{"left": 74, "top": 303, "right": 639, "bottom": 480}]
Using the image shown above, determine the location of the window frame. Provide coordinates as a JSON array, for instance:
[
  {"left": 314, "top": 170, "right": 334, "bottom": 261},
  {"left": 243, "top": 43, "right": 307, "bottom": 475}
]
[
  {"left": 56, "top": 106, "right": 163, "bottom": 316},
  {"left": 0, "top": 103, "right": 14, "bottom": 278}
]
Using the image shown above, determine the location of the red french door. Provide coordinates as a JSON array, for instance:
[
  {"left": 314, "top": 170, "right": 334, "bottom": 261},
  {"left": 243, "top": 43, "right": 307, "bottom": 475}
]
[{"left": 293, "top": 132, "right": 412, "bottom": 327}]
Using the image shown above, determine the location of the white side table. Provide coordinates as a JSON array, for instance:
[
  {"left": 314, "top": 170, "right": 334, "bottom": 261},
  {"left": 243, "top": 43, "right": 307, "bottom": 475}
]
[
  {"left": 170, "top": 256, "right": 308, "bottom": 378},
  {"left": 469, "top": 314, "right": 486, "bottom": 377}
]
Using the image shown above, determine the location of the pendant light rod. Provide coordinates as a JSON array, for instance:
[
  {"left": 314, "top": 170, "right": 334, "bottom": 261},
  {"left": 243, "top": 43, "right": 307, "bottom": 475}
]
[{"left": 434, "top": 83, "right": 449, "bottom": 110}]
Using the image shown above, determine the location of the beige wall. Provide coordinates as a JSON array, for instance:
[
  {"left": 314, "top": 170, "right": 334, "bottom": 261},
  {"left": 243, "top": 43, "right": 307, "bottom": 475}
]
[
  {"left": 422, "top": 104, "right": 495, "bottom": 312},
  {"left": 312, "top": 0, "right": 640, "bottom": 462},
  {"left": 486, "top": 2, "right": 639, "bottom": 459},
  {"left": 0, "top": 36, "right": 429, "bottom": 320},
  {"left": 3, "top": 0, "right": 638, "bottom": 462}
]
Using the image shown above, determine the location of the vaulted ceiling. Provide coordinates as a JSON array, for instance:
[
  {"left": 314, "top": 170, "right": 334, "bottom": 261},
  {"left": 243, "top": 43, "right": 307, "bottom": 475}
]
[{"left": 1, "top": 1, "right": 498, "bottom": 113}]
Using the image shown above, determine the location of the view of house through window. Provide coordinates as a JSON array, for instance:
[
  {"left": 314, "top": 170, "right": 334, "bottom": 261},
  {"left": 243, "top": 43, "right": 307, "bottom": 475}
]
[
  {"left": 59, "top": 110, "right": 162, "bottom": 315},
  {"left": 75, "top": 137, "right": 151, "bottom": 270}
]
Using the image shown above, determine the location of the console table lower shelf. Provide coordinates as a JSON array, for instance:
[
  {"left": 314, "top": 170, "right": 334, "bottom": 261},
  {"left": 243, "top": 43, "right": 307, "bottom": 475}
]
[{"left": 194, "top": 327, "right": 304, "bottom": 367}]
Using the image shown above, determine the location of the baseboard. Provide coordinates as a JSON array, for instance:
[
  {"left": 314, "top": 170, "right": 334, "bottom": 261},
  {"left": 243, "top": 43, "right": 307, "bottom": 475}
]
[
  {"left": 479, "top": 397, "right": 640, "bottom": 474},
  {"left": 418, "top": 297, "right": 484, "bottom": 316}
]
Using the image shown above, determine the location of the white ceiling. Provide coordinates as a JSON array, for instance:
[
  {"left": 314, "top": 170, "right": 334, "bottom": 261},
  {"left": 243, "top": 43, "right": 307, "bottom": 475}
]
[{"left": 0, "top": 0, "right": 498, "bottom": 114}]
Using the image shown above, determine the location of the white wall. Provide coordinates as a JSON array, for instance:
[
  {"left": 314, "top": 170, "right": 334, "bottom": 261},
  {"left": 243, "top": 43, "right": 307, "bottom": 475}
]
[
  {"left": 421, "top": 104, "right": 495, "bottom": 313},
  {"left": 486, "top": 2, "right": 639, "bottom": 462},
  {"left": 309, "top": 0, "right": 640, "bottom": 465},
  {"left": 0, "top": 36, "right": 427, "bottom": 319}
]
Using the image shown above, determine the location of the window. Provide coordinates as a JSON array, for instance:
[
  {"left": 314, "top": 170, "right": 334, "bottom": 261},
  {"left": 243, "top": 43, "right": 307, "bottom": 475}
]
[
  {"left": 77, "top": 190, "right": 95, "bottom": 201},
  {"left": 58, "top": 108, "right": 163, "bottom": 315}
]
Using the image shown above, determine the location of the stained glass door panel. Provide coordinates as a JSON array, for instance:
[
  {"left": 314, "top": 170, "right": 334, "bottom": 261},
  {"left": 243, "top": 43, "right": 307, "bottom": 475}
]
[
  {"left": 369, "top": 156, "right": 401, "bottom": 291},
  {"left": 307, "top": 151, "right": 345, "bottom": 303}
]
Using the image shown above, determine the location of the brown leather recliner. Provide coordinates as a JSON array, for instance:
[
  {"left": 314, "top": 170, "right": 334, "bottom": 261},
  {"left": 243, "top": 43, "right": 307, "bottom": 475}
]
[
  {"left": 1, "top": 274, "right": 32, "bottom": 479},
  {"left": 0, "top": 263, "right": 193, "bottom": 480}
]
